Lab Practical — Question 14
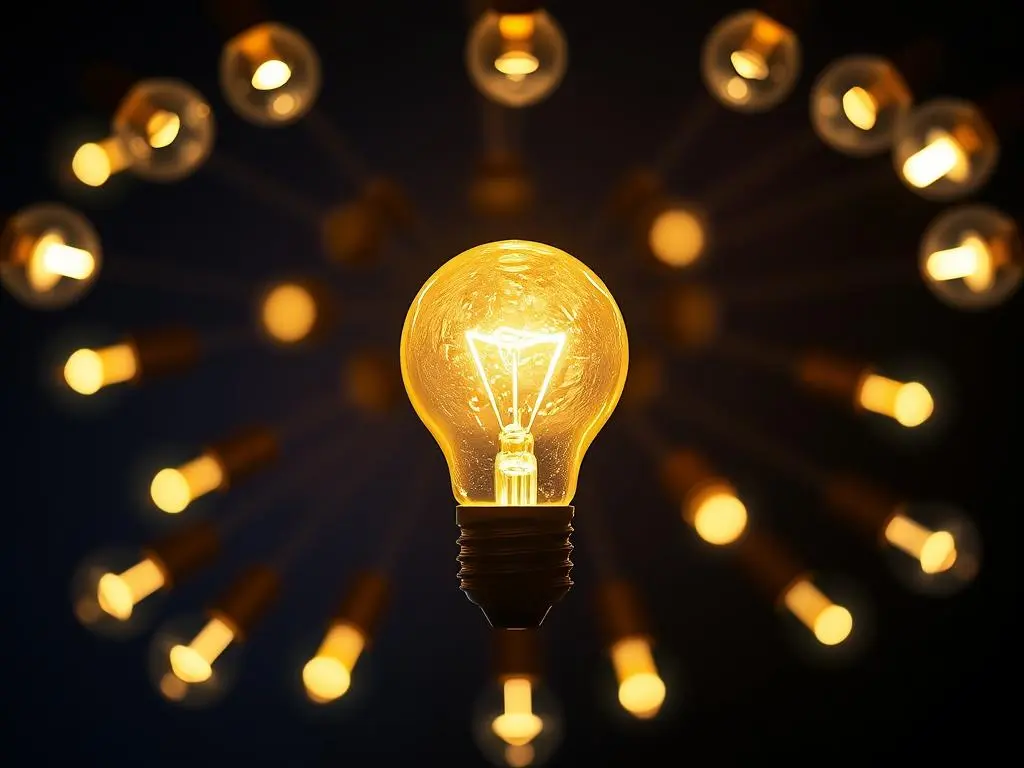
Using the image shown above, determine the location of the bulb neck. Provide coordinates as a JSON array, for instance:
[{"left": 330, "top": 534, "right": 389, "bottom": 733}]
[{"left": 456, "top": 505, "right": 574, "bottom": 629}]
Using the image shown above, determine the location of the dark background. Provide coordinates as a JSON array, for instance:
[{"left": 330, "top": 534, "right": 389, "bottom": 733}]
[{"left": 2, "top": 0, "right": 1021, "bottom": 763}]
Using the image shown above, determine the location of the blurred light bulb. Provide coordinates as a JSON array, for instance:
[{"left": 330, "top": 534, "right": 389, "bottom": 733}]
[
  {"left": 221, "top": 22, "right": 320, "bottom": 125},
  {"left": 610, "top": 636, "right": 666, "bottom": 719},
  {"left": 71, "top": 137, "right": 133, "bottom": 187},
  {"left": 687, "top": 482, "right": 748, "bottom": 545},
  {"left": 467, "top": 9, "right": 567, "bottom": 108},
  {"left": 701, "top": 10, "right": 800, "bottom": 112},
  {"left": 893, "top": 98, "right": 998, "bottom": 201},
  {"left": 855, "top": 372, "right": 934, "bottom": 428},
  {"left": 783, "top": 578, "right": 853, "bottom": 646},
  {"left": 64, "top": 343, "right": 138, "bottom": 395},
  {"left": 647, "top": 205, "right": 706, "bottom": 268},
  {"left": 810, "top": 55, "right": 913, "bottom": 156},
  {"left": 302, "top": 622, "right": 365, "bottom": 703},
  {"left": 0, "top": 203, "right": 102, "bottom": 309},
  {"left": 884, "top": 513, "right": 957, "bottom": 574},
  {"left": 169, "top": 616, "right": 236, "bottom": 683},
  {"left": 97, "top": 557, "right": 166, "bottom": 620},
  {"left": 261, "top": 282, "right": 318, "bottom": 343},
  {"left": 919, "top": 204, "right": 1022, "bottom": 310},
  {"left": 492, "top": 677, "right": 545, "bottom": 746},
  {"left": 151, "top": 455, "right": 225, "bottom": 514}
]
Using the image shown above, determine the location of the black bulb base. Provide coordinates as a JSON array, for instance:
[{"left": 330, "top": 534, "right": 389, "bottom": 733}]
[{"left": 456, "top": 505, "right": 574, "bottom": 629}]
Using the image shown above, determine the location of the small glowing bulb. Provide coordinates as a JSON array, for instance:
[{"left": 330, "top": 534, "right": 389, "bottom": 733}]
[
  {"left": 925, "top": 232, "right": 996, "bottom": 293},
  {"left": 146, "top": 110, "right": 182, "bottom": 149},
  {"left": 842, "top": 86, "right": 877, "bottom": 130},
  {"left": 856, "top": 373, "right": 934, "bottom": 428},
  {"left": 783, "top": 579, "right": 853, "bottom": 646},
  {"left": 96, "top": 557, "right": 167, "bottom": 620},
  {"left": 251, "top": 59, "right": 292, "bottom": 90},
  {"left": 884, "top": 513, "right": 957, "bottom": 574},
  {"left": 150, "top": 454, "right": 226, "bottom": 514},
  {"left": 467, "top": 11, "right": 567, "bottom": 107},
  {"left": 902, "top": 130, "right": 970, "bottom": 189},
  {"left": 491, "top": 677, "right": 545, "bottom": 746},
  {"left": 495, "top": 50, "right": 540, "bottom": 79},
  {"left": 611, "top": 636, "right": 666, "bottom": 719},
  {"left": 25, "top": 231, "right": 96, "bottom": 292},
  {"left": 169, "top": 616, "right": 236, "bottom": 684},
  {"left": 730, "top": 49, "right": 769, "bottom": 80},
  {"left": 72, "top": 143, "right": 113, "bottom": 187},
  {"left": 648, "top": 207, "right": 705, "bottom": 267},
  {"left": 261, "top": 283, "right": 318, "bottom": 343},
  {"left": 302, "top": 622, "right": 366, "bottom": 703},
  {"left": 63, "top": 343, "right": 139, "bottom": 396},
  {"left": 688, "top": 484, "right": 748, "bottom": 545}
]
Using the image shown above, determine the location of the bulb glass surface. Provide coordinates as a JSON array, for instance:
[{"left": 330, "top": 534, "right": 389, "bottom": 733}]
[
  {"left": 221, "top": 22, "right": 321, "bottom": 125},
  {"left": 919, "top": 204, "right": 1022, "bottom": 310},
  {"left": 810, "top": 55, "right": 912, "bottom": 156},
  {"left": 401, "top": 240, "right": 628, "bottom": 506},
  {"left": 112, "top": 79, "right": 215, "bottom": 181},
  {"left": 467, "top": 11, "right": 567, "bottom": 108}
]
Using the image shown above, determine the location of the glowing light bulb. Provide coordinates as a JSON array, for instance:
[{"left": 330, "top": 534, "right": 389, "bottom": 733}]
[
  {"left": 302, "top": 622, "right": 365, "bottom": 703},
  {"left": 702, "top": 10, "right": 800, "bottom": 112},
  {"left": 467, "top": 9, "right": 567, "bottom": 108},
  {"left": 687, "top": 482, "right": 748, "bottom": 545},
  {"left": 856, "top": 373, "right": 934, "bottom": 428},
  {"left": 401, "top": 240, "right": 627, "bottom": 627},
  {"left": 783, "top": 578, "right": 853, "bottom": 646},
  {"left": 169, "top": 617, "right": 236, "bottom": 683},
  {"left": 919, "top": 204, "right": 1022, "bottom": 310},
  {"left": 112, "top": 79, "right": 214, "bottom": 181},
  {"left": 96, "top": 557, "right": 167, "bottom": 620},
  {"left": 810, "top": 55, "right": 912, "bottom": 156},
  {"left": 893, "top": 98, "right": 998, "bottom": 201},
  {"left": 63, "top": 343, "right": 139, "bottom": 395},
  {"left": 647, "top": 205, "right": 706, "bottom": 268},
  {"left": 221, "top": 22, "right": 320, "bottom": 125},
  {"left": 611, "top": 636, "right": 666, "bottom": 719},
  {"left": 884, "top": 513, "right": 957, "bottom": 575},
  {"left": 260, "top": 282, "right": 318, "bottom": 343},
  {"left": 492, "top": 677, "right": 545, "bottom": 746},
  {"left": 151, "top": 455, "right": 226, "bottom": 514},
  {"left": 71, "top": 137, "right": 133, "bottom": 187}
]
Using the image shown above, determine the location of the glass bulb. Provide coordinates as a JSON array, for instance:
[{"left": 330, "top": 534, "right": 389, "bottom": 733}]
[
  {"left": 400, "top": 240, "right": 628, "bottom": 507},
  {"left": 466, "top": 10, "right": 568, "bottom": 108}
]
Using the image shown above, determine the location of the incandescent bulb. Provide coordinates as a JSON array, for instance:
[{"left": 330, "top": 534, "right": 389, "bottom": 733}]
[
  {"left": 474, "top": 675, "right": 563, "bottom": 766},
  {"left": 71, "top": 137, "right": 133, "bottom": 187},
  {"left": 783, "top": 578, "right": 853, "bottom": 646},
  {"left": 466, "top": 7, "right": 567, "bottom": 108},
  {"left": 401, "top": 240, "right": 628, "bottom": 628}
]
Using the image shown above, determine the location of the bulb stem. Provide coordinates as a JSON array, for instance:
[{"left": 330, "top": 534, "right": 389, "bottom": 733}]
[{"left": 495, "top": 430, "right": 538, "bottom": 505}]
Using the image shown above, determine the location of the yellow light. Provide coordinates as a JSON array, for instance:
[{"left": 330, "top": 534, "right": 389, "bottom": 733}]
[
  {"left": 495, "top": 50, "right": 540, "bottom": 79},
  {"left": 925, "top": 233, "right": 995, "bottom": 293},
  {"left": 498, "top": 13, "right": 535, "bottom": 40},
  {"left": 270, "top": 93, "right": 297, "bottom": 116},
  {"left": 146, "top": 110, "right": 181, "bottom": 149},
  {"left": 884, "top": 513, "right": 958, "bottom": 574},
  {"left": 730, "top": 49, "right": 769, "bottom": 80},
  {"left": 842, "top": 86, "right": 877, "bottom": 130},
  {"left": 491, "top": 677, "right": 544, "bottom": 746},
  {"left": 302, "top": 622, "right": 366, "bottom": 703},
  {"left": 505, "top": 744, "right": 536, "bottom": 767},
  {"left": 150, "top": 454, "right": 226, "bottom": 514},
  {"left": 72, "top": 142, "right": 111, "bottom": 187},
  {"left": 400, "top": 240, "right": 628, "bottom": 507},
  {"left": 261, "top": 283, "right": 318, "bottom": 343},
  {"left": 96, "top": 557, "right": 167, "bottom": 620},
  {"left": 648, "top": 208, "right": 705, "bottom": 267},
  {"left": 688, "top": 483, "right": 747, "bottom": 545},
  {"left": 902, "top": 131, "right": 968, "bottom": 189},
  {"left": 856, "top": 373, "right": 934, "bottom": 428},
  {"left": 25, "top": 232, "right": 96, "bottom": 293},
  {"left": 169, "top": 616, "right": 235, "bottom": 684},
  {"left": 783, "top": 579, "right": 853, "bottom": 646},
  {"left": 251, "top": 59, "right": 292, "bottom": 90},
  {"left": 611, "top": 636, "right": 666, "bottom": 719},
  {"left": 63, "top": 343, "right": 139, "bottom": 396},
  {"left": 159, "top": 672, "right": 189, "bottom": 702}
]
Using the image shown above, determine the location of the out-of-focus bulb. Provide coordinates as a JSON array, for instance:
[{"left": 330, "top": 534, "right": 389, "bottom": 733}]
[
  {"left": 221, "top": 22, "right": 320, "bottom": 125},
  {"left": 701, "top": 10, "right": 800, "bottom": 112},
  {"left": 610, "top": 636, "right": 666, "bottom": 719},
  {"left": 71, "top": 137, "right": 133, "bottom": 187},
  {"left": 302, "top": 622, "right": 366, "bottom": 703},
  {"left": 893, "top": 98, "right": 998, "bottom": 201},
  {"left": 63, "top": 343, "right": 138, "bottom": 395},
  {"left": 96, "top": 557, "right": 167, "bottom": 620},
  {"left": 686, "top": 482, "right": 748, "bottom": 545},
  {"left": 919, "top": 204, "right": 1022, "bottom": 310},
  {"left": 260, "top": 282, "right": 318, "bottom": 343},
  {"left": 647, "top": 205, "right": 706, "bottom": 268},
  {"left": 112, "top": 79, "right": 215, "bottom": 181},
  {"left": 169, "top": 616, "right": 236, "bottom": 684},
  {"left": 884, "top": 513, "right": 957, "bottom": 574},
  {"left": 467, "top": 10, "right": 567, "bottom": 108},
  {"left": 492, "top": 677, "right": 545, "bottom": 746},
  {"left": 810, "top": 55, "right": 913, "bottom": 156},
  {"left": 855, "top": 372, "right": 934, "bottom": 428},
  {"left": 782, "top": 578, "right": 853, "bottom": 646},
  {"left": 151, "top": 455, "right": 226, "bottom": 514},
  {"left": 0, "top": 203, "right": 102, "bottom": 309}
]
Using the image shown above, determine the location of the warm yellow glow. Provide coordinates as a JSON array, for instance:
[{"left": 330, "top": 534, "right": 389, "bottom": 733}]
[
  {"left": 159, "top": 672, "right": 189, "bottom": 701},
  {"left": 270, "top": 93, "right": 297, "bottom": 116},
  {"left": 856, "top": 373, "right": 934, "bottom": 428},
  {"left": 72, "top": 137, "right": 130, "bottom": 187},
  {"left": 150, "top": 454, "right": 226, "bottom": 514},
  {"left": 251, "top": 59, "right": 292, "bottom": 90},
  {"left": 611, "top": 636, "right": 666, "bottom": 719},
  {"left": 498, "top": 13, "right": 535, "bottom": 40},
  {"left": 261, "top": 283, "right": 318, "bottom": 343},
  {"left": 504, "top": 744, "right": 536, "bottom": 768},
  {"left": 725, "top": 76, "right": 750, "bottom": 102},
  {"left": 491, "top": 677, "right": 544, "bottom": 746},
  {"left": 688, "top": 484, "right": 748, "bottom": 545},
  {"left": 925, "top": 233, "right": 995, "bottom": 293},
  {"left": 783, "top": 579, "right": 853, "bottom": 646},
  {"left": 146, "top": 110, "right": 181, "bottom": 149},
  {"left": 842, "top": 86, "right": 877, "bottom": 130},
  {"left": 884, "top": 513, "right": 958, "bottom": 574},
  {"left": 25, "top": 232, "right": 96, "bottom": 293},
  {"left": 495, "top": 50, "right": 540, "bottom": 78},
  {"left": 648, "top": 208, "right": 705, "bottom": 267},
  {"left": 302, "top": 622, "right": 366, "bottom": 703},
  {"left": 96, "top": 557, "right": 166, "bottom": 620},
  {"left": 730, "top": 49, "right": 768, "bottom": 80},
  {"left": 169, "top": 617, "right": 235, "bottom": 684},
  {"left": 401, "top": 241, "right": 629, "bottom": 507},
  {"left": 902, "top": 131, "right": 968, "bottom": 189},
  {"left": 63, "top": 343, "right": 139, "bottom": 396}
]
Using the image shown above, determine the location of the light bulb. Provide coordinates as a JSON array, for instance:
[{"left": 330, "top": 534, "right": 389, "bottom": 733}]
[
  {"left": 1, "top": 203, "right": 102, "bottom": 309},
  {"left": 810, "top": 55, "right": 913, "bottom": 156},
  {"left": 893, "top": 98, "right": 998, "bottom": 200},
  {"left": 855, "top": 372, "right": 934, "bottom": 428},
  {"left": 919, "top": 204, "right": 1022, "bottom": 310},
  {"left": 701, "top": 9, "right": 800, "bottom": 112},
  {"left": 686, "top": 481, "right": 748, "bottom": 546},
  {"left": 148, "top": 611, "right": 240, "bottom": 708},
  {"left": 71, "top": 136, "right": 133, "bottom": 187},
  {"left": 882, "top": 503, "right": 981, "bottom": 594},
  {"left": 466, "top": 4, "right": 567, "bottom": 108},
  {"left": 401, "top": 240, "right": 628, "bottom": 628},
  {"left": 61, "top": 328, "right": 201, "bottom": 396},
  {"left": 782, "top": 578, "right": 854, "bottom": 646},
  {"left": 645, "top": 202, "right": 707, "bottom": 268},
  {"left": 260, "top": 282, "right": 319, "bottom": 343},
  {"left": 474, "top": 676, "right": 563, "bottom": 766},
  {"left": 112, "top": 79, "right": 215, "bottom": 181},
  {"left": 610, "top": 636, "right": 666, "bottom": 719},
  {"left": 220, "top": 22, "right": 321, "bottom": 126}
]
